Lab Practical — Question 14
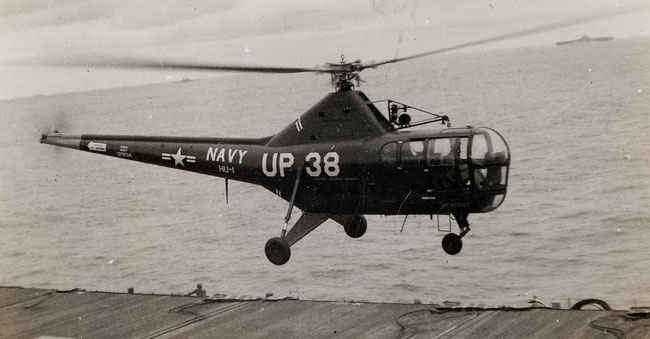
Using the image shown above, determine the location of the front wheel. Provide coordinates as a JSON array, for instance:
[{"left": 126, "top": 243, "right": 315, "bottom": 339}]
[
  {"left": 442, "top": 233, "right": 462, "bottom": 255},
  {"left": 344, "top": 215, "right": 367, "bottom": 238},
  {"left": 265, "top": 237, "right": 291, "bottom": 265}
]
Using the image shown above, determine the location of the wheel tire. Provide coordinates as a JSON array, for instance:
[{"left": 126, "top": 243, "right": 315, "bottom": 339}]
[
  {"left": 442, "top": 233, "right": 463, "bottom": 255},
  {"left": 344, "top": 215, "right": 367, "bottom": 238},
  {"left": 265, "top": 237, "right": 291, "bottom": 265},
  {"left": 571, "top": 298, "right": 611, "bottom": 310}
]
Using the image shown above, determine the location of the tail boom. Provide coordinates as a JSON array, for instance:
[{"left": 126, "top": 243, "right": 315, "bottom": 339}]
[{"left": 40, "top": 132, "right": 271, "bottom": 184}]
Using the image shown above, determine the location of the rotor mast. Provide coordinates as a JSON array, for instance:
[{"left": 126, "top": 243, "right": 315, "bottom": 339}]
[
  {"left": 331, "top": 72, "right": 357, "bottom": 91},
  {"left": 328, "top": 55, "right": 364, "bottom": 92}
]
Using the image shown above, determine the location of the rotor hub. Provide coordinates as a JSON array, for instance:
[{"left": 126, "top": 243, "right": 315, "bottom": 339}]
[{"left": 325, "top": 56, "right": 364, "bottom": 91}]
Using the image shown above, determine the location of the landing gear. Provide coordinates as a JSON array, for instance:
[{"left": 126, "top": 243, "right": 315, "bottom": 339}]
[
  {"left": 343, "top": 215, "right": 367, "bottom": 238},
  {"left": 264, "top": 166, "right": 332, "bottom": 265},
  {"left": 265, "top": 237, "right": 291, "bottom": 265},
  {"left": 441, "top": 211, "right": 471, "bottom": 255}
]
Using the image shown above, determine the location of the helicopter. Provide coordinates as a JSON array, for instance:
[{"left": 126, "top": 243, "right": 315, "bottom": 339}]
[{"left": 38, "top": 11, "right": 622, "bottom": 265}]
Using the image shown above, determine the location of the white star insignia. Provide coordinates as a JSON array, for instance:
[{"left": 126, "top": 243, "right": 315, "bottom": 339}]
[
  {"left": 161, "top": 147, "right": 196, "bottom": 167},
  {"left": 170, "top": 147, "right": 188, "bottom": 167}
]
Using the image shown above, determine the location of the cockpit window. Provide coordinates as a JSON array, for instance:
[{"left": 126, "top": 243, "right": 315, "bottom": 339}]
[
  {"left": 428, "top": 137, "right": 468, "bottom": 166},
  {"left": 380, "top": 142, "right": 397, "bottom": 164},
  {"left": 471, "top": 133, "right": 489, "bottom": 161},
  {"left": 401, "top": 140, "right": 424, "bottom": 165},
  {"left": 470, "top": 128, "right": 510, "bottom": 196}
]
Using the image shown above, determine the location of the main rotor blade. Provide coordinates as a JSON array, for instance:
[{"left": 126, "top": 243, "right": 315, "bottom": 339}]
[
  {"left": 361, "top": 7, "right": 640, "bottom": 70},
  {"left": 41, "top": 56, "right": 331, "bottom": 74}
]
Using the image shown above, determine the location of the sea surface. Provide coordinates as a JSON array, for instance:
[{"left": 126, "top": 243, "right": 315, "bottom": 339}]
[{"left": 1, "top": 37, "right": 648, "bottom": 309}]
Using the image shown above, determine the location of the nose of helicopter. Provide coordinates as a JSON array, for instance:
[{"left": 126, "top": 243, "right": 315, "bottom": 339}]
[{"left": 470, "top": 127, "right": 510, "bottom": 212}]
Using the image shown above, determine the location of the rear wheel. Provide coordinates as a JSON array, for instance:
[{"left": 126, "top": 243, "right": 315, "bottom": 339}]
[
  {"left": 344, "top": 216, "right": 367, "bottom": 238},
  {"left": 442, "top": 233, "right": 462, "bottom": 255},
  {"left": 265, "top": 237, "right": 291, "bottom": 265}
]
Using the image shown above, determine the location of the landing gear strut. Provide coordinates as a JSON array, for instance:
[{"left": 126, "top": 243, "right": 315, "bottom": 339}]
[
  {"left": 265, "top": 167, "right": 302, "bottom": 266},
  {"left": 441, "top": 211, "right": 471, "bottom": 255}
]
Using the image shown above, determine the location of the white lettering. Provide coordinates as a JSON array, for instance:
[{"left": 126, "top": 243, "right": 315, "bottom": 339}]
[
  {"left": 305, "top": 152, "right": 321, "bottom": 177},
  {"left": 262, "top": 153, "right": 277, "bottom": 177},
  {"left": 279, "top": 153, "right": 294, "bottom": 177},
  {"left": 237, "top": 150, "right": 248, "bottom": 164},
  {"left": 262, "top": 152, "right": 295, "bottom": 177},
  {"left": 323, "top": 152, "right": 340, "bottom": 176},
  {"left": 207, "top": 146, "right": 248, "bottom": 164},
  {"left": 216, "top": 148, "right": 226, "bottom": 162},
  {"left": 218, "top": 164, "right": 235, "bottom": 175},
  {"left": 206, "top": 147, "right": 218, "bottom": 161},
  {"left": 303, "top": 152, "right": 340, "bottom": 177},
  {"left": 228, "top": 149, "right": 237, "bottom": 163}
]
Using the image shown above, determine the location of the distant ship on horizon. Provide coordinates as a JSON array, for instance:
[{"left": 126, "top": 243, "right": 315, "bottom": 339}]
[{"left": 556, "top": 35, "right": 614, "bottom": 46}]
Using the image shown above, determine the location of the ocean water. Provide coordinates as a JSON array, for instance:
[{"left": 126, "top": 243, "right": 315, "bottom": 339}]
[{"left": 0, "top": 37, "right": 648, "bottom": 309}]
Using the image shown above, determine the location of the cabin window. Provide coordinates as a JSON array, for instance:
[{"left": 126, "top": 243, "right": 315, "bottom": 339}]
[
  {"left": 459, "top": 138, "right": 468, "bottom": 160},
  {"left": 380, "top": 142, "right": 397, "bottom": 164},
  {"left": 400, "top": 140, "right": 424, "bottom": 165},
  {"left": 427, "top": 139, "right": 444, "bottom": 165}
]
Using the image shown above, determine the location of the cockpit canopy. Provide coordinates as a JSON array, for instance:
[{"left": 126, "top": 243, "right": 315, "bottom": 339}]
[{"left": 380, "top": 127, "right": 510, "bottom": 212}]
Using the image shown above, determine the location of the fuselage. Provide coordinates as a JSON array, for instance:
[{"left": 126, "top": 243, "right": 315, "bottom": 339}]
[{"left": 40, "top": 90, "right": 510, "bottom": 217}]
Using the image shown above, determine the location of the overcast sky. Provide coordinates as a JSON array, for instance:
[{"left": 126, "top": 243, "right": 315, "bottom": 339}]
[{"left": 1, "top": 0, "right": 648, "bottom": 99}]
